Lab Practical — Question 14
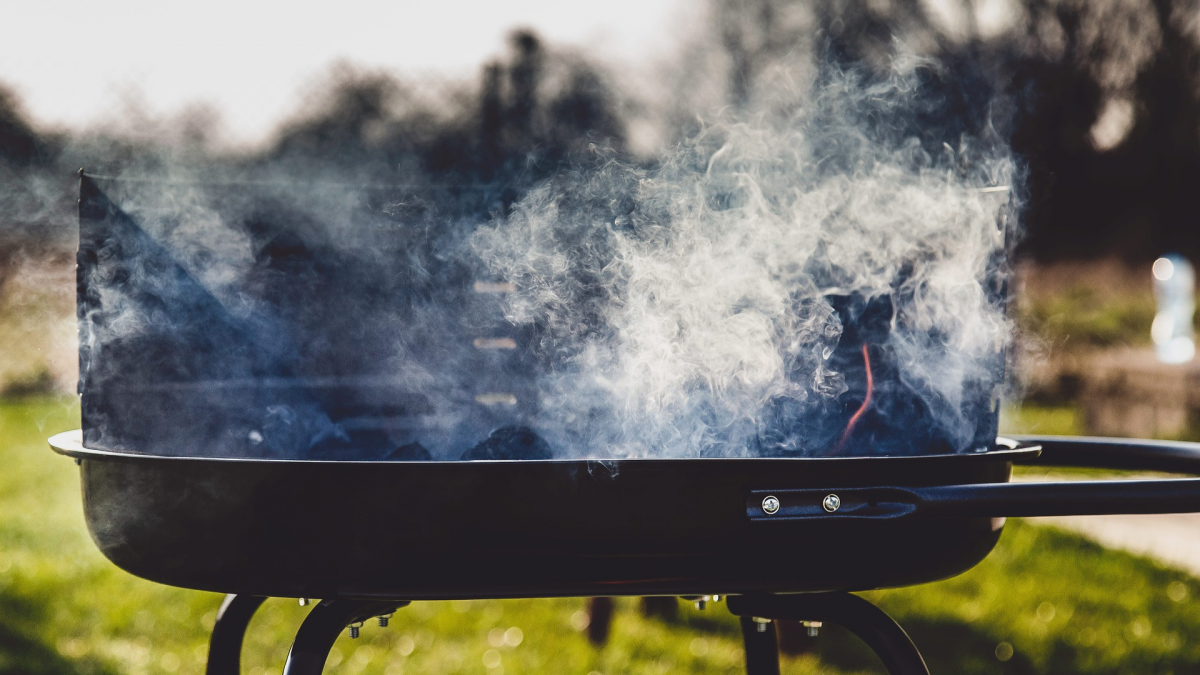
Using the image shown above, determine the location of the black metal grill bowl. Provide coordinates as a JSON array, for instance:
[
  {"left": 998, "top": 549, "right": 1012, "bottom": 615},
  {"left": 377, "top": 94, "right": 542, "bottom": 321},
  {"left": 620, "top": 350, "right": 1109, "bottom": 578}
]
[
  {"left": 49, "top": 431, "right": 1034, "bottom": 599},
  {"left": 44, "top": 431, "right": 1200, "bottom": 602}
]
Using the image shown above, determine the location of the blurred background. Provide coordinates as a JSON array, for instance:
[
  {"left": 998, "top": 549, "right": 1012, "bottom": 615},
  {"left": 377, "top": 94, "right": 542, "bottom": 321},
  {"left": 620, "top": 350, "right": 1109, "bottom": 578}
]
[{"left": 6, "top": 0, "right": 1200, "bottom": 673}]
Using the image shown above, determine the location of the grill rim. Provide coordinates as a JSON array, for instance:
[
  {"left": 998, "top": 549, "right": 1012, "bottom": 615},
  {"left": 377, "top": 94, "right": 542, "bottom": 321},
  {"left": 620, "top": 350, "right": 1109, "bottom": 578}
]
[{"left": 49, "top": 429, "right": 1040, "bottom": 466}]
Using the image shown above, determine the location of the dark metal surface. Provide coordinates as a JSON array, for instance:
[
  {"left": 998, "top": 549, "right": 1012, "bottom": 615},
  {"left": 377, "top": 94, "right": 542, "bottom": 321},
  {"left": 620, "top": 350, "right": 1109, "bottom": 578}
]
[
  {"left": 50, "top": 429, "right": 1200, "bottom": 600},
  {"left": 739, "top": 617, "right": 781, "bottom": 675},
  {"left": 206, "top": 594, "right": 266, "bottom": 675},
  {"left": 50, "top": 431, "right": 1024, "bottom": 599},
  {"left": 729, "top": 594, "right": 929, "bottom": 675},
  {"left": 282, "top": 600, "right": 406, "bottom": 675}
]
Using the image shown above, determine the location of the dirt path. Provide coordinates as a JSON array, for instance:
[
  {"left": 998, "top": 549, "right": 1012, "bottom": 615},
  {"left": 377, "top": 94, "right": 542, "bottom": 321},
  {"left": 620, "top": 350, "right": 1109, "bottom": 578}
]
[{"left": 1030, "top": 514, "right": 1200, "bottom": 576}]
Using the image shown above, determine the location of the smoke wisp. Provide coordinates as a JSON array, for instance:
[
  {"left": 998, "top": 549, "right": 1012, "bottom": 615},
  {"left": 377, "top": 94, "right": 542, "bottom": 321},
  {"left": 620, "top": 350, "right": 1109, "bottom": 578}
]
[
  {"left": 74, "top": 53, "right": 1016, "bottom": 461},
  {"left": 470, "top": 60, "right": 1015, "bottom": 458}
]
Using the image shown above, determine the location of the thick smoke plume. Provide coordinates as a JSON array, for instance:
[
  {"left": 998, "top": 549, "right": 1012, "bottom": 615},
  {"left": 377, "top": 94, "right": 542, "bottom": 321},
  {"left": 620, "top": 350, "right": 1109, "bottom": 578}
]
[
  {"left": 13, "top": 0, "right": 1200, "bottom": 458},
  {"left": 73, "top": 50, "right": 1015, "bottom": 461},
  {"left": 471, "top": 61, "right": 1014, "bottom": 458}
]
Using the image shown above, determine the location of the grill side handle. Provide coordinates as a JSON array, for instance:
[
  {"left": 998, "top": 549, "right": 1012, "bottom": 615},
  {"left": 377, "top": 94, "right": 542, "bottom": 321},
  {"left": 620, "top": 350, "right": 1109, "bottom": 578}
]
[
  {"left": 1009, "top": 434, "right": 1200, "bottom": 474},
  {"left": 748, "top": 435, "right": 1200, "bottom": 521},
  {"left": 748, "top": 479, "right": 1200, "bottom": 521}
]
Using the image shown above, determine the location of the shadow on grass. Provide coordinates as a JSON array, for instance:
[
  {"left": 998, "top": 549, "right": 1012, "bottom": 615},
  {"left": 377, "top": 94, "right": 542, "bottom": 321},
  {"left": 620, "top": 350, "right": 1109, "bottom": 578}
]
[
  {"left": 898, "top": 619, "right": 1040, "bottom": 675},
  {"left": 0, "top": 592, "right": 114, "bottom": 675},
  {"left": 775, "top": 618, "right": 1039, "bottom": 674},
  {"left": 649, "top": 601, "right": 1042, "bottom": 674}
]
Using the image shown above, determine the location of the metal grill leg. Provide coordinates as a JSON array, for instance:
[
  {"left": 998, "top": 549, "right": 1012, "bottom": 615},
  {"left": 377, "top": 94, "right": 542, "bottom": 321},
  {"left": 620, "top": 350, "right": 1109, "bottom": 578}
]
[
  {"left": 206, "top": 594, "right": 267, "bottom": 675},
  {"left": 282, "top": 600, "right": 407, "bottom": 675},
  {"left": 728, "top": 593, "right": 928, "bottom": 675},
  {"left": 739, "top": 616, "right": 781, "bottom": 675}
]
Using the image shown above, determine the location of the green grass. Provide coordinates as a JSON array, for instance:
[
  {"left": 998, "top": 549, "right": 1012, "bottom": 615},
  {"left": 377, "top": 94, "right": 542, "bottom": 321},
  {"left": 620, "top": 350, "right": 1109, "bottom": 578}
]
[
  {"left": 1000, "top": 404, "right": 1084, "bottom": 438},
  {"left": 871, "top": 523, "right": 1200, "bottom": 674},
  {"left": 1017, "top": 286, "right": 1157, "bottom": 350},
  {"left": 4, "top": 397, "right": 1200, "bottom": 675}
]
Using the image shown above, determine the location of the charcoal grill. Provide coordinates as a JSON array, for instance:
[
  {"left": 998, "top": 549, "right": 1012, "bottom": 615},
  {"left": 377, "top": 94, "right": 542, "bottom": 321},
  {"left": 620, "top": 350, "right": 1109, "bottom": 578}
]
[
  {"left": 52, "top": 173, "right": 1200, "bottom": 674},
  {"left": 48, "top": 431, "right": 1200, "bottom": 675}
]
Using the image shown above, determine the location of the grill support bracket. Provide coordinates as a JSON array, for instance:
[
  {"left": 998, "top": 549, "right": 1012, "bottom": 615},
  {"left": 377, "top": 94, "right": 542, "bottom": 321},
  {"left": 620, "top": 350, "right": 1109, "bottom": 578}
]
[
  {"left": 738, "top": 615, "right": 782, "bottom": 675},
  {"left": 282, "top": 600, "right": 409, "bottom": 675},
  {"left": 206, "top": 594, "right": 267, "bottom": 675},
  {"left": 728, "top": 593, "right": 929, "bottom": 675}
]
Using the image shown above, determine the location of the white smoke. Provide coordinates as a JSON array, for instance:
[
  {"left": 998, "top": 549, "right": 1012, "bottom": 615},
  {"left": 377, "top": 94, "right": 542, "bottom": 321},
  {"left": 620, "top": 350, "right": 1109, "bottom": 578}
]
[
  {"left": 72, "top": 56, "right": 1017, "bottom": 461},
  {"left": 472, "top": 59, "right": 1015, "bottom": 458}
]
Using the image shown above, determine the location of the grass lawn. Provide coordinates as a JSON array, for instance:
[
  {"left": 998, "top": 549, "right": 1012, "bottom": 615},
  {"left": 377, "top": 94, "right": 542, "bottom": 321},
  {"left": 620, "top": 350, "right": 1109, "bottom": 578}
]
[
  {"left": 3, "top": 397, "right": 1200, "bottom": 675},
  {"left": 999, "top": 405, "right": 1083, "bottom": 438}
]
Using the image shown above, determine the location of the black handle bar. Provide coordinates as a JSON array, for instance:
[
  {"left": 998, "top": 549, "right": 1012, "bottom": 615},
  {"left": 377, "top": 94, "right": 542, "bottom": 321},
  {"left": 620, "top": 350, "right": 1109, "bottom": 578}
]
[
  {"left": 1011, "top": 434, "right": 1200, "bottom": 474},
  {"left": 748, "top": 435, "right": 1200, "bottom": 522}
]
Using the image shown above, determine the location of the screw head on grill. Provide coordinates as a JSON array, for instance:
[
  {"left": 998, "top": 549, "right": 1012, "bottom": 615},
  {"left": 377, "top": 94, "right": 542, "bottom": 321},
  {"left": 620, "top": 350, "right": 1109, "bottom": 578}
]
[
  {"left": 761, "top": 495, "right": 780, "bottom": 515},
  {"left": 822, "top": 494, "right": 841, "bottom": 513}
]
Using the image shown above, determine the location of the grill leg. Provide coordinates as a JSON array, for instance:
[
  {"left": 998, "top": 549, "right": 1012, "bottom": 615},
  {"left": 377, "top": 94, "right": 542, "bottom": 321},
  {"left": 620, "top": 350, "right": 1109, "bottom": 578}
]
[
  {"left": 728, "top": 593, "right": 928, "bottom": 675},
  {"left": 739, "top": 616, "right": 781, "bottom": 675},
  {"left": 282, "top": 600, "right": 408, "bottom": 675},
  {"left": 206, "top": 594, "right": 267, "bottom": 675}
]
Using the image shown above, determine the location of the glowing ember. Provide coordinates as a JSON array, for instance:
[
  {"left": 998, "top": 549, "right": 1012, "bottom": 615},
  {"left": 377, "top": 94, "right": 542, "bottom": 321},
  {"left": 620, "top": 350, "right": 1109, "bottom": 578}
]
[{"left": 835, "top": 343, "right": 873, "bottom": 454}]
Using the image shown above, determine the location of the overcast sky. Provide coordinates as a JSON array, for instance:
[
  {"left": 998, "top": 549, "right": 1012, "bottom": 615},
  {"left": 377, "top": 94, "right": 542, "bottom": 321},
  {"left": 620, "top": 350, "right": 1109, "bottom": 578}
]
[{"left": 0, "top": 0, "right": 688, "bottom": 146}]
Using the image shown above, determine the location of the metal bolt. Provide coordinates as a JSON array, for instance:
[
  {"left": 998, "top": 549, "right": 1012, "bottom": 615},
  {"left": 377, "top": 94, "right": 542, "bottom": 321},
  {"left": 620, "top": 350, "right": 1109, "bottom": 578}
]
[
  {"left": 822, "top": 494, "right": 841, "bottom": 513},
  {"left": 695, "top": 598, "right": 707, "bottom": 610},
  {"left": 378, "top": 614, "right": 392, "bottom": 628},
  {"left": 298, "top": 598, "right": 310, "bottom": 607},
  {"left": 752, "top": 617, "right": 771, "bottom": 633},
  {"left": 804, "top": 621, "right": 822, "bottom": 637},
  {"left": 761, "top": 495, "right": 780, "bottom": 515},
  {"left": 349, "top": 621, "right": 363, "bottom": 639}
]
